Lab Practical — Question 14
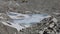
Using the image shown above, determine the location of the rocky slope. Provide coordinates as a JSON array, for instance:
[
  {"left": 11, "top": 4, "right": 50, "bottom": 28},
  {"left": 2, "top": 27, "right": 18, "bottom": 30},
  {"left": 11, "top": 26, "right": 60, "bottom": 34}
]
[{"left": 0, "top": 0, "right": 60, "bottom": 34}]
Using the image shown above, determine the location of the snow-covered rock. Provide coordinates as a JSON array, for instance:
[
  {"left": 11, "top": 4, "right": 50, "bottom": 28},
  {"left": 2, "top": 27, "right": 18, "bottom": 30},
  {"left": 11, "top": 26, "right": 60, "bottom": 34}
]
[
  {"left": 1, "top": 12, "right": 52, "bottom": 32},
  {"left": 2, "top": 21, "right": 25, "bottom": 32}
]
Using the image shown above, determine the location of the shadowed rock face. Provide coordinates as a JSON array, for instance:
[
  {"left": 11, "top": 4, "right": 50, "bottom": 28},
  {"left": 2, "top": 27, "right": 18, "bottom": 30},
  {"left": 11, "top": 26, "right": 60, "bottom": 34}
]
[{"left": 0, "top": 0, "right": 60, "bottom": 34}]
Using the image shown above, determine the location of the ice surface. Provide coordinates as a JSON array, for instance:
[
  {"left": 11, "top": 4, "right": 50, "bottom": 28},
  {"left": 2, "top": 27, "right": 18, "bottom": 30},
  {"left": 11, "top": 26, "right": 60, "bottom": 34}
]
[
  {"left": 7, "top": 12, "right": 51, "bottom": 24},
  {"left": 2, "top": 12, "right": 51, "bottom": 32}
]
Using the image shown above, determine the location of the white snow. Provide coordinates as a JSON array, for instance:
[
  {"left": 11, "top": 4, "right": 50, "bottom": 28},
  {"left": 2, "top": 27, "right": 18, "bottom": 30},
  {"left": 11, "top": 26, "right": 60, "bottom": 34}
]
[
  {"left": 7, "top": 12, "right": 51, "bottom": 24},
  {"left": 2, "top": 21, "right": 25, "bottom": 32},
  {"left": 1, "top": 12, "right": 51, "bottom": 32},
  {"left": 7, "top": 12, "right": 30, "bottom": 19}
]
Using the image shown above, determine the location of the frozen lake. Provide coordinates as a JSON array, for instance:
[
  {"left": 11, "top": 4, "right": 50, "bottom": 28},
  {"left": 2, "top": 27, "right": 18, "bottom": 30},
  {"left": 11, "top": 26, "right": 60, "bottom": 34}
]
[
  {"left": 1, "top": 12, "right": 51, "bottom": 31},
  {"left": 7, "top": 12, "right": 51, "bottom": 25}
]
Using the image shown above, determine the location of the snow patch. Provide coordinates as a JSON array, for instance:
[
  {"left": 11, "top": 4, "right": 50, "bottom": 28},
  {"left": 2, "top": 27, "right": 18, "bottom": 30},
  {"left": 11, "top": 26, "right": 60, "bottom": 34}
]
[{"left": 1, "top": 12, "right": 51, "bottom": 32}]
